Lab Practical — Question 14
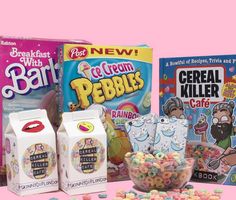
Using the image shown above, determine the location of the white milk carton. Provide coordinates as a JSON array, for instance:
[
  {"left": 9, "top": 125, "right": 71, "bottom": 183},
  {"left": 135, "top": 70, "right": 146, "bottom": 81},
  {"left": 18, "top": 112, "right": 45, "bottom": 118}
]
[
  {"left": 57, "top": 110, "right": 107, "bottom": 195},
  {"left": 5, "top": 109, "right": 58, "bottom": 196}
]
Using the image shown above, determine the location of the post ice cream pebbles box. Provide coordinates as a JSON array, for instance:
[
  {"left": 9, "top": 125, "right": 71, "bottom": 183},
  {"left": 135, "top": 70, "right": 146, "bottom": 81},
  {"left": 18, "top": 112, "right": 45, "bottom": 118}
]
[
  {"left": 0, "top": 37, "right": 88, "bottom": 185},
  {"left": 5, "top": 109, "right": 58, "bottom": 196},
  {"left": 159, "top": 55, "right": 236, "bottom": 185},
  {"left": 58, "top": 44, "right": 152, "bottom": 181}
]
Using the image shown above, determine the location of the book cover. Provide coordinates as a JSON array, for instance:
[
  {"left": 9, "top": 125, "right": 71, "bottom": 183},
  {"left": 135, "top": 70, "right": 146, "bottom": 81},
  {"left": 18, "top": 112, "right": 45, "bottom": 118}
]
[{"left": 159, "top": 55, "right": 236, "bottom": 185}]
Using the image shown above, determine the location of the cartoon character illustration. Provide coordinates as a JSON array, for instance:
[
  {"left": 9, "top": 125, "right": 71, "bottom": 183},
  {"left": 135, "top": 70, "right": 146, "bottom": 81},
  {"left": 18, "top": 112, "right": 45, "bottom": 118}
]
[
  {"left": 207, "top": 101, "right": 236, "bottom": 170},
  {"left": 211, "top": 101, "right": 236, "bottom": 150},
  {"left": 162, "top": 97, "right": 185, "bottom": 119},
  {"left": 68, "top": 102, "right": 80, "bottom": 112},
  {"left": 194, "top": 114, "right": 208, "bottom": 142}
]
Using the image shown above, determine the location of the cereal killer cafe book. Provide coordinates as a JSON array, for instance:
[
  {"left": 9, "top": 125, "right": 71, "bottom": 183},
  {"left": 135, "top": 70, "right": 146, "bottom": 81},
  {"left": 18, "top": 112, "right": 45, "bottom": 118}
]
[{"left": 159, "top": 55, "right": 236, "bottom": 185}]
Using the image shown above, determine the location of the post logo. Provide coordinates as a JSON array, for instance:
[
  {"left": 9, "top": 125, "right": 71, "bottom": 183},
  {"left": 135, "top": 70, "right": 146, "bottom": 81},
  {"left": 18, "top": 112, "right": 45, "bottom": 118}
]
[{"left": 69, "top": 47, "right": 88, "bottom": 59}]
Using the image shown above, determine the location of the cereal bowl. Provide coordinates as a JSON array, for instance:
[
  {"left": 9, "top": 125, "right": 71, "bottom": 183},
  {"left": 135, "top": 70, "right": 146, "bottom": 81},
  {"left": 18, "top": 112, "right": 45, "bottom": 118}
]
[{"left": 125, "top": 152, "right": 195, "bottom": 192}]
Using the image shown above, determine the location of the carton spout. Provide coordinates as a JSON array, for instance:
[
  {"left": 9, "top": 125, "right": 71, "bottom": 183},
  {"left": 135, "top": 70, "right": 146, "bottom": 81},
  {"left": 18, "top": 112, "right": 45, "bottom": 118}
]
[{"left": 9, "top": 109, "right": 47, "bottom": 121}]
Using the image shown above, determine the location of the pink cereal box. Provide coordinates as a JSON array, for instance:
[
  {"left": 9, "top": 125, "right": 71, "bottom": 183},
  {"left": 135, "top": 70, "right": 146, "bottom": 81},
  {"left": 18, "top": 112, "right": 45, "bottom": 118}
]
[{"left": 0, "top": 36, "right": 89, "bottom": 186}]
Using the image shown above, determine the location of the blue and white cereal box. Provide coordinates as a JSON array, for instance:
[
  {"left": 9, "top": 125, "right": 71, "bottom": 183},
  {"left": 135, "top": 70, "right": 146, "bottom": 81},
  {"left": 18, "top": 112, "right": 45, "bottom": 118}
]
[{"left": 58, "top": 44, "right": 152, "bottom": 181}]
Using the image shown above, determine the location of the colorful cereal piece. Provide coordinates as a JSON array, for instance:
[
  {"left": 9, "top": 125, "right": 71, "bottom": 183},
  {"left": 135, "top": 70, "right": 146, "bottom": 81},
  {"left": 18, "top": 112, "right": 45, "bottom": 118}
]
[
  {"left": 125, "top": 192, "right": 136, "bottom": 199},
  {"left": 69, "top": 197, "right": 78, "bottom": 200},
  {"left": 162, "top": 171, "right": 172, "bottom": 179},
  {"left": 82, "top": 194, "right": 92, "bottom": 200},
  {"left": 98, "top": 193, "right": 108, "bottom": 198},
  {"left": 214, "top": 188, "right": 223, "bottom": 194},
  {"left": 184, "top": 184, "right": 194, "bottom": 189},
  {"left": 128, "top": 190, "right": 137, "bottom": 196},
  {"left": 116, "top": 190, "right": 126, "bottom": 198},
  {"left": 114, "top": 187, "right": 223, "bottom": 200}
]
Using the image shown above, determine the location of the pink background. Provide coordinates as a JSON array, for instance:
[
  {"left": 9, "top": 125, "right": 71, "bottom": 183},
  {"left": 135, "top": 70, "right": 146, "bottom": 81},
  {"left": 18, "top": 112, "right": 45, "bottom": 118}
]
[
  {"left": 1, "top": 0, "right": 236, "bottom": 199},
  {"left": 1, "top": 0, "right": 236, "bottom": 112}
]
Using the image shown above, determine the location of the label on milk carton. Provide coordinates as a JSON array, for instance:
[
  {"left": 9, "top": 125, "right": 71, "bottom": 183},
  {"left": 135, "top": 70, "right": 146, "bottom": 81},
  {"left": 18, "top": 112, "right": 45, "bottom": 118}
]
[
  {"left": 57, "top": 110, "right": 107, "bottom": 195},
  {"left": 5, "top": 109, "right": 58, "bottom": 195}
]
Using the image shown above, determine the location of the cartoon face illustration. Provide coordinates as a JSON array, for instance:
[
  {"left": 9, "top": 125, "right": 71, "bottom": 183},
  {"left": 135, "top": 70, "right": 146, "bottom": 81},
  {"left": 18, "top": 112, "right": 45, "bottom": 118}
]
[
  {"left": 22, "top": 120, "right": 45, "bottom": 133},
  {"left": 77, "top": 121, "right": 94, "bottom": 133},
  {"left": 210, "top": 101, "right": 235, "bottom": 150},
  {"left": 68, "top": 102, "right": 80, "bottom": 112},
  {"left": 162, "top": 97, "right": 185, "bottom": 119}
]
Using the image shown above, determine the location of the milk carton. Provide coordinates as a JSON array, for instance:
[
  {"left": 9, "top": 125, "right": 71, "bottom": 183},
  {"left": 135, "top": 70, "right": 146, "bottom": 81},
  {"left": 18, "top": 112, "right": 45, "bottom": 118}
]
[
  {"left": 57, "top": 110, "right": 107, "bottom": 195},
  {"left": 5, "top": 109, "right": 58, "bottom": 196}
]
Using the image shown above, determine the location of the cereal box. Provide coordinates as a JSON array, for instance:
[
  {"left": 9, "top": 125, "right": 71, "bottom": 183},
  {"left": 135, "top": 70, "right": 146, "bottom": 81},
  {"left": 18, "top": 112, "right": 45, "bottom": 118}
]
[
  {"left": 5, "top": 109, "right": 58, "bottom": 196},
  {"left": 0, "top": 37, "right": 89, "bottom": 185},
  {"left": 159, "top": 55, "right": 236, "bottom": 185},
  {"left": 58, "top": 44, "right": 152, "bottom": 181},
  {"left": 57, "top": 110, "right": 107, "bottom": 195}
]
